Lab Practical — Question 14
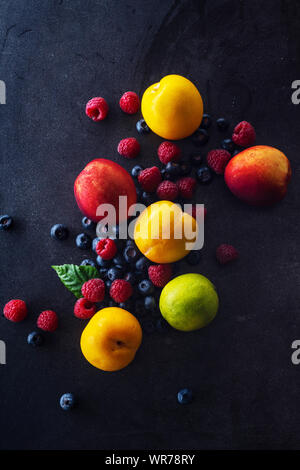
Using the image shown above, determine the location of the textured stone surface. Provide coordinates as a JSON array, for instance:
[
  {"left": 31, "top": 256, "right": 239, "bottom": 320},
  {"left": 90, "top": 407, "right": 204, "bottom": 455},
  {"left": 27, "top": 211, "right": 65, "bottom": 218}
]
[{"left": 0, "top": 0, "right": 300, "bottom": 450}]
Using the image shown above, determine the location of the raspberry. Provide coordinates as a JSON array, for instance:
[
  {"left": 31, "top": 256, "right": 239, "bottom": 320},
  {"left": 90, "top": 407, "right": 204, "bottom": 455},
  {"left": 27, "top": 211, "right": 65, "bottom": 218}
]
[
  {"left": 117, "top": 137, "right": 140, "bottom": 159},
  {"left": 119, "top": 91, "right": 140, "bottom": 114},
  {"left": 74, "top": 298, "right": 97, "bottom": 319},
  {"left": 232, "top": 121, "right": 256, "bottom": 147},
  {"left": 158, "top": 141, "right": 181, "bottom": 164},
  {"left": 81, "top": 278, "right": 105, "bottom": 302},
  {"left": 37, "top": 310, "right": 58, "bottom": 332},
  {"left": 207, "top": 149, "right": 231, "bottom": 174},
  {"left": 3, "top": 299, "right": 27, "bottom": 322},
  {"left": 85, "top": 97, "right": 109, "bottom": 121},
  {"left": 96, "top": 238, "right": 117, "bottom": 260},
  {"left": 138, "top": 166, "right": 162, "bottom": 193},
  {"left": 110, "top": 279, "right": 133, "bottom": 303},
  {"left": 177, "top": 177, "right": 196, "bottom": 199},
  {"left": 156, "top": 180, "right": 178, "bottom": 201},
  {"left": 216, "top": 244, "right": 239, "bottom": 264},
  {"left": 148, "top": 264, "right": 172, "bottom": 288}
]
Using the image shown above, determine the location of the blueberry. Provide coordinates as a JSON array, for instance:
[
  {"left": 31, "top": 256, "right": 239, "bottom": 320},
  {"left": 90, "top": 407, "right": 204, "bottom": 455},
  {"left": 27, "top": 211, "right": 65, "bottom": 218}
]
[
  {"left": 177, "top": 388, "right": 193, "bottom": 405},
  {"left": 60, "top": 393, "right": 75, "bottom": 411},
  {"left": 192, "top": 128, "right": 209, "bottom": 146},
  {"left": 96, "top": 255, "right": 111, "bottom": 268},
  {"left": 180, "top": 161, "right": 192, "bottom": 176},
  {"left": 156, "top": 318, "right": 168, "bottom": 332},
  {"left": 136, "top": 257, "right": 150, "bottom": 273},
  {"left": 98, "top": 267, "right": 108, "bottom": 279},
  {"left": 81, "top": 216, "right": 96, "bottom": 230},
  {"left": 221, "top": 138, "right": 235, "bottom": 153},
  {"left": 106, "top": 280, "right": 113, "bottom": 290},
  {"left": 136, "top": 118, "right": 150, "bottom": 134},
  {"left": 189, "top": 153, "right": 203, "bottom": 167},
  {"left": 123, "top": 245, "right": 139, "bottom": 264},
  {"left": 200, "top": 113, "right": 212, "bottom": 129},
  {"left": 113, "top": 254, "right": 125, "bottom": 267},
  {"left": 196, "top": 166, "right": 213, "bottom": 184},
  {"left": 131, "top": 165, "right": 144, "bottom": 179},
  {"left": 119, "top": 300, "right": 133, "bottom": 310},
  {"left": 109, "top": 299, "right": 117, "bottom": 307},
  {"left": 136, "top": 186, "right": 143, "bottom": 201},
  {"left": 124, "top": 272, "right": 139, "bottom": 285},
  {"left": 80, "top": 259, "right": 96, "bottom": 267},
  {"left": 107, "top": 266, "right": 124, "bottom": 282},
  {"left": 126, "top": 239, "right": 135, "bottom": 247},
  {"left": 165, "top": 161, "right": 181, "bottom": 179},
  {"left": 0, "top": 215, "right": 13, "bottom": 231},
  {"left": 138, "top": 279, "right": 154, "bottom": 296},
  {"left": 50, "top": 223, "right": 69, "bottom": 240},
  {"left": 142, "top": 191, "right": 156, "bottom": 205},
  {"left": 92, "top": 237, "right": 101, "bottom": 252},
  {"left": 144, "top": 296, "right": 156, "bottom": 311},
  {"left": 216, "top": 117, "right": 229, "bottom": 131},
  {"left": 76, "top": 233, "right": 91, "bottom": 249},
  {"left": 186, "top": 250, "right": 201, "bottom": 265},
  {"left": 142, "top": 319, "right": 155, "bottom": 334},
  {"left": 27, "top": 331, "right": 43, "bottom": 347}
]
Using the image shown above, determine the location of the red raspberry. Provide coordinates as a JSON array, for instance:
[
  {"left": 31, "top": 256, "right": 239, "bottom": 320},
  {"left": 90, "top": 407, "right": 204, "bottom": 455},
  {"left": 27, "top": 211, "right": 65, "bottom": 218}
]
[
  {"left": 216, "top": 244, "right": 239, "bottom": 264},
  {"left": 232, "top": 121, "right": 256, "bottom": 147},
  {"left": 117, "top": 137, "right": 140, "bottom": 159},
  {"left": 119, "top": 91, "right": 140, "bottom": 114},
  {"left": 157, "top": 141, "right": 181, "bottom": 164},
  {"left": 3, "top": 299, "right": 27, "bottom": 322},
  {"left": 156, "top": 180, "right": 179, "bottom": 201},
  {"left": 74, "top": 298, "right": 97, "bottom": 319},
  {"left": 110, "top": 279, "right": 133, "bottom": 303},
  {"left": 207, "top": 149, "right": 231, "bottom": 174},
  {"left": 96, "top": 238, "right": 117, "bottom": 260},
  {"left": 138, "top": 166, "right": 162, "bottom": 193},
  {"left": 148, "top": 264, "right": 172, "bottom": 288},
  {"left": 85, "top": 97, "right": 109, "bottom": 121},
  {"left": 81, "top": 278, "right": 105, "bottom": 302},
  {"left": 37, "top": 310, "right": 58, "bottom": 332},
  {"left": 177, "top": 177, "right": 196, "bottom": 199}
]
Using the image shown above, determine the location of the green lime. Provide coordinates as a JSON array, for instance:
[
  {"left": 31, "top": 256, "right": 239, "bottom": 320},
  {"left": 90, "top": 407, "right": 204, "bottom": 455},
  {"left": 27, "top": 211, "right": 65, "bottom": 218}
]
[{"left": 159, "top": 273, "right": 219, "bottom": 331}]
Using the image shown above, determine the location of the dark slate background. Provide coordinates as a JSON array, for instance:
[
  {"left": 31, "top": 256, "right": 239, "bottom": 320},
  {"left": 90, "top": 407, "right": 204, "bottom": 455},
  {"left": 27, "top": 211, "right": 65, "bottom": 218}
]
[{"left": 0, "top": 0, "right": 300, "bottom": 450}]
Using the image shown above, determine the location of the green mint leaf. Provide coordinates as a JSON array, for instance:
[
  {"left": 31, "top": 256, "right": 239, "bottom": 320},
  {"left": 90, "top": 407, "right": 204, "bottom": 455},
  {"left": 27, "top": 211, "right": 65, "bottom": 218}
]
[{"left": 52, "top": 264, "right": 99, "bottom": 299}]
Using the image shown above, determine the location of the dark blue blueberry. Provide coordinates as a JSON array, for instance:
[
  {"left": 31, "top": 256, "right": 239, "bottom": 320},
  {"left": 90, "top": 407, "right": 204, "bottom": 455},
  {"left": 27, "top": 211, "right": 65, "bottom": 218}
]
[
  {"left": 119, "top": 300, "right": 133, "bottom": 310},
  {"left": 81, "top": 216, "right": 96, "bottom": 230},
  {"left": 177, "top": 388, "right": 193, "bottom": 405},
  {"left": 107, "top": 266, "right": 124, "bottom": 282},
  {"left": 186, "top": 250, "right": 201, "bottom": 265},
  {"left": 50, "top": 223, "right": 68, "bottom": 240},
  {"left": 60, "top": 393, "right": 75, "bottom": 411},
  {"left": 144, "top": 296, "right": 156, "bottom": 311},
  {"left": 124, "top": 272, "right": 137, "bottom": 285},
  {"left": 142, "top": 320, "right": 155, "bottom": 334},
  {"left": 92, "top": 237, "right": 101, "bottom": 252},
  {"left": 136, "top": 186, "right": 143, "bottom": 201},
  {"left": 123, "top": 244, "right": 139, "bottom": 264},
  {"left": 131, "top": 165, "right": 144, "bottom": 178},
  {"left": 126, "top": 239, "right": 135, "bottom": 247},
  {"left": 196, "top": 166, "right": 213, "bottom": 184},
  {"left": 113, "top": 254, "right": 125, "bottom": 267},
  {"left": 136, "top": 118, "right": 150, "bottom": 134},
  {"left": 221, "top": 138, "right": 235, "bottom": 153},
  {"left": 165, "top": 161, "right": 181, "bottom": 179},
  {"left": 142, "top": 191, "right": 156, "bottom": 205},
  {"left": 96, "top": 255, "right": 111, "bottom": 268},
  {"left": 76, "top": 233, "right": 91, "bottom": 249},
  {"left": 27, "top": 331, "right": 43, "bottom": 347},
  {"left": 200, "top": 113, "right": 212, "bottom": 129},
  {"left": 216, "top": 117, "right": 229, "bottom": 131},
  {"left": 98, "top": 267, "right": 108, "bottom": 279},
  {"left": 106, "top": 280, "right": 113, "bottom": 290},
  {"left": 0, "top": 215, "right": 13, "bottom": 231},
  {"left": 156, "top": 318, "right": 168, "bottom": 332},
  {"left": 189, "top": 153, "right": 203, "bottom": 167},
  {"left": 180, "top": 161, "right": 192, "bottom": 176},
  {"left": 192, "top": 128, "right": 209, "bottom": 146},
  {"left": 138, "top": 279, "right": 154, "bottom": 296},
  {"left": 136, "top": 257, "right": 150, "bottom": 273},
  {"left": 80, "top": 259, "right": 96, "bottom": 267}
]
